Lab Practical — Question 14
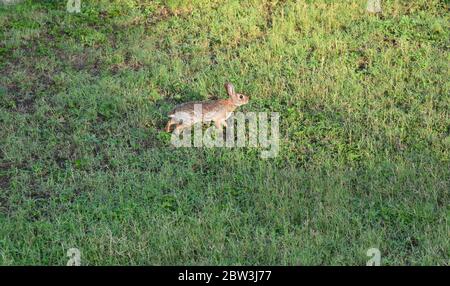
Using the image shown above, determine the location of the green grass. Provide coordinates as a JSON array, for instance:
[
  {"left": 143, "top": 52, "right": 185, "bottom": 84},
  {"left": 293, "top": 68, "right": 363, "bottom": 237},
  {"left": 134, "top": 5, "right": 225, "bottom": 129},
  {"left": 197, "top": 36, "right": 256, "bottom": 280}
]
[{"left": 0, "top": 0, "right": 448, "bottom": 265}]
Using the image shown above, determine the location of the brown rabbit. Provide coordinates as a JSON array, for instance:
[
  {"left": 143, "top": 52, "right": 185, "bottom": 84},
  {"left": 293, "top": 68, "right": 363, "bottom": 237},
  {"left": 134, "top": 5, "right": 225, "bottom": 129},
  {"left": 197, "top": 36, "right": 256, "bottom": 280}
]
[{"left": 165, "top": 83, "right": 249, "bottom": 133}]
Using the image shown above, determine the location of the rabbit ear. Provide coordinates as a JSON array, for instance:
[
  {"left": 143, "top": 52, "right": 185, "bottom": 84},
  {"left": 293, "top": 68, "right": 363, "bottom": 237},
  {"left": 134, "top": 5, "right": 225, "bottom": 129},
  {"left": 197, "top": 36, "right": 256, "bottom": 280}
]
[{"left": 224, "top": 82, "right": 235, "bottom": 98}]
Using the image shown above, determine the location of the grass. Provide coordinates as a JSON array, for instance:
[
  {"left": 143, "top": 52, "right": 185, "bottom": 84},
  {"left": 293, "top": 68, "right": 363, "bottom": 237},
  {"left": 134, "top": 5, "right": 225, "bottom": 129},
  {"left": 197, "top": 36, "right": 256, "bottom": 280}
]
[{"left": 0, "top": 0, "right": 448, "bottom": 265}]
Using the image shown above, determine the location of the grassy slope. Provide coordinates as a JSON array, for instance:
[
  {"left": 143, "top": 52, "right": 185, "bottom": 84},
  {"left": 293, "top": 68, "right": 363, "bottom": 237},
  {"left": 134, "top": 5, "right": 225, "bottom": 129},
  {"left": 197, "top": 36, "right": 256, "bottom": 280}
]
[{"left": 0, "top": 0, "right": 448, "bottom": 265}]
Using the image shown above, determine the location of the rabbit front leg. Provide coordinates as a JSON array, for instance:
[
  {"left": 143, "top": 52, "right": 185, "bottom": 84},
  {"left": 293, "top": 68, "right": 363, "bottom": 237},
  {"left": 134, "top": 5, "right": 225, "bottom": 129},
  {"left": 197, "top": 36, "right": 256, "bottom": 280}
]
[{"left": 214, "top": 119, "right": 227, "bottom": 129}]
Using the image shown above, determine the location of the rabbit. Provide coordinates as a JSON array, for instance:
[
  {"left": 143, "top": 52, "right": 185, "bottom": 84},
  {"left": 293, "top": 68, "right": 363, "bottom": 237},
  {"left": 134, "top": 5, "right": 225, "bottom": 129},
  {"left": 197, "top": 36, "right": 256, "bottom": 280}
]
[{"left": 165, "top": 82, "right": 249, "bottom": 134}]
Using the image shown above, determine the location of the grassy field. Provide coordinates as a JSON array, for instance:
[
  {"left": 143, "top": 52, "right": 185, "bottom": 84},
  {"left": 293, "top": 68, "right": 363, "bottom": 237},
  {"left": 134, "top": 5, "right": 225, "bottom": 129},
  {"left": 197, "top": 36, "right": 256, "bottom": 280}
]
[{"left": 0, "top": 0, "right": 448, "bottom": 265}]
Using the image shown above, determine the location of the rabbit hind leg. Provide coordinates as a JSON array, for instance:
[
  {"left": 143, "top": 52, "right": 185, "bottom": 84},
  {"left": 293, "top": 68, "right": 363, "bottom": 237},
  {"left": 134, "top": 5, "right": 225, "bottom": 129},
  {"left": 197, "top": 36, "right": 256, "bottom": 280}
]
[
  {"left": 174, "top": 123, "right": 191, "bottom": 135},
  {"left": 165, "top": 118, "right": 177, "bottom": 132}
]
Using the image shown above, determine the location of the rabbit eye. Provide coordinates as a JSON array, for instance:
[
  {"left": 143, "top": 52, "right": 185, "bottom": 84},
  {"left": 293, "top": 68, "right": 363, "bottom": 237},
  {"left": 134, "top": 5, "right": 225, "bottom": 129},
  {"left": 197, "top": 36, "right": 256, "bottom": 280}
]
[{"left": 239, "top": 95, "right": 243, "bottom": 99}]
